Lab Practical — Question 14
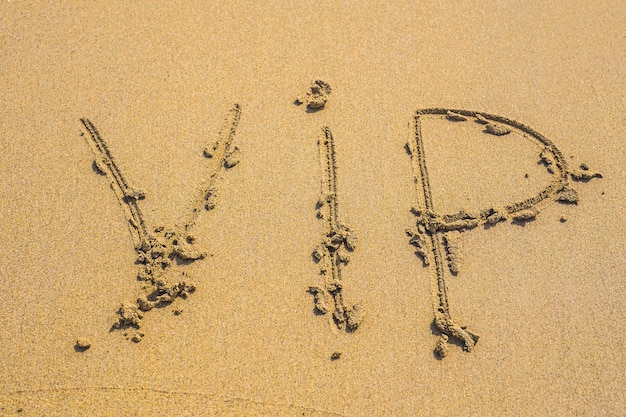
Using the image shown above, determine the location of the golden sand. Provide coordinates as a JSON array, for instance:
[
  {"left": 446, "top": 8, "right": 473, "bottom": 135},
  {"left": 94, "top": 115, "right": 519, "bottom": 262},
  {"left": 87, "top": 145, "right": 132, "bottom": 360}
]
[{"left": 0, "top": 1, "right": 624, "bottom": 416}]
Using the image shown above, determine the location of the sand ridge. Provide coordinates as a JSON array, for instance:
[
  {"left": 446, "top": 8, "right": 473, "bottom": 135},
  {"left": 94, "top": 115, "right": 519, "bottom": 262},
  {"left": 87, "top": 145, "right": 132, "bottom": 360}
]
[{"left": 295, "top": 80, "right": 333, "bottom": 111}]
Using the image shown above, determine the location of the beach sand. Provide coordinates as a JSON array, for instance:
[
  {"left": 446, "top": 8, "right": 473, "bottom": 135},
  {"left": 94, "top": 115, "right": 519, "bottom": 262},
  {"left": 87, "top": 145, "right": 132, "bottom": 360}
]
[{"left": 0, "top": 1, "right": 624, "bottom": 415}]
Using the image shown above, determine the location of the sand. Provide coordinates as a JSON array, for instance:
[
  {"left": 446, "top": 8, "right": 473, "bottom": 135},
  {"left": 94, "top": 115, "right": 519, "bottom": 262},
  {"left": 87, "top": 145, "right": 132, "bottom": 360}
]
[{"left": 0, "top": 1, "right": 624, "bottom": 416}]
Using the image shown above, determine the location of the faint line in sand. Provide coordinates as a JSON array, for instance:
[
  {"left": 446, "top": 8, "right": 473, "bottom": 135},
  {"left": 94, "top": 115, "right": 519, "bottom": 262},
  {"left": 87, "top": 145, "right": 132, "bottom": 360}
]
[{"left": 1, "top": 386, "right": 344, "bottom": 417}]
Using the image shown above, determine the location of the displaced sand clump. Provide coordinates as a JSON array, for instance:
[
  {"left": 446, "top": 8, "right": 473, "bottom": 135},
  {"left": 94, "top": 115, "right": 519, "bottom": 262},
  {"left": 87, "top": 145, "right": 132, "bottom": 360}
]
[
  {"left": 512, "top": 207, "right": 539, "bottom": 223},
  {"left": 296, "top": 80, "right": 332, "bottom": 110},
  {"left": 473, "top": 113, "right": 511, "bottom": 135},
  {"left": 570, "top": 163, "right": 603, "bottom": 181},
  {"left": 434, "top": 334, "right": 449, "bottom": 358},
  {"left": 75, "top": 338, "right": 91, "bottom": 351},
  {"left": 113, "top": 301, "right": 143, "bottom": 329}
]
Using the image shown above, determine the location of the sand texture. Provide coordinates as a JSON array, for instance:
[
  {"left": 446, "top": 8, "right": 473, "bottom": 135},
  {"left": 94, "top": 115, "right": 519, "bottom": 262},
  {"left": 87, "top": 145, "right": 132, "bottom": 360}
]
[{"left": 1, "top": 2, "right": 625, "bottom": 416}]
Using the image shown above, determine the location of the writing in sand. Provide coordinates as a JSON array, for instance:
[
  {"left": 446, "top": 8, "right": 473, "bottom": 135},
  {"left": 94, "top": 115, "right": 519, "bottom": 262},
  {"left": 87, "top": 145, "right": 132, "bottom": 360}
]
[{"left": 79, "top": 86, "right": 601, "bottom": 358}]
